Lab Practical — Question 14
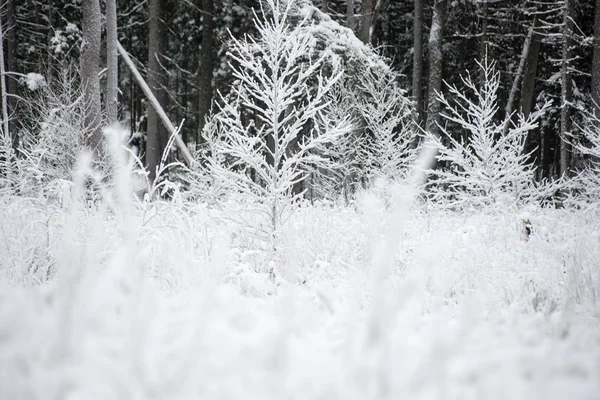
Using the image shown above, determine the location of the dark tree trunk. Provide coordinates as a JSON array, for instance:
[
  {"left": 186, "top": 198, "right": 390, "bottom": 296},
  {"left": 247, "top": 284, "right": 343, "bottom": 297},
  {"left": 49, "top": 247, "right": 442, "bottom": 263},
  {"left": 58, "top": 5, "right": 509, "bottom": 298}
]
[
  {"left": 521, "top": 21, "right": 541, "bottom": 165},
  {"left": 197, "top": 0, "right": 214, "bottom": 140},
  {"left": 358, "top": 0, "right": 374, "bottom": 45},
  {"left": 504, "top": 21, "right": 536, "bottom": 133},
  {"left": 478, "top": 0, "right": 488, "bottom": 85},
  {"left": 46, "top": 0, "right": 54, "bottom": 87},
  {"left": 147, "top": 0, "right": 168, "bottom": 180},
  {"left": 81, "top": 0, "right": 103, "bottom": 155},
  {"left": 106, "top": 0, "right": 119, "bottom": 124},
  {"left": 413, "top": 0, "right": 424, "bottom": 126},
  {"left": 520, "top": 23, "right": 541, "bottom": 119},
  {"left": 5, "top": 0, "right": 17, "bottom": 149},
  {"left": 592, "top": 0, "right": 600, "bottom": 117},
  {"left": 560, "top": 0, "right": 573, "bottom": 177},
  {"left": 346, "top": 0, "right": 355, "bottom": 32},
  {"left": 425, "top": 0, "right": 447, "bottom": 141}
]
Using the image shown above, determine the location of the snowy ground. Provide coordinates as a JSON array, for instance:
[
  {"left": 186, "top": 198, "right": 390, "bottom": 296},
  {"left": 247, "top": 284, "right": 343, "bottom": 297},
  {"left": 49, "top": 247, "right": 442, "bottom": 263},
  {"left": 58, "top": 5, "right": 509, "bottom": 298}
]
[{"left": 1, "top": 192, "right": 599, "bottom": 399}]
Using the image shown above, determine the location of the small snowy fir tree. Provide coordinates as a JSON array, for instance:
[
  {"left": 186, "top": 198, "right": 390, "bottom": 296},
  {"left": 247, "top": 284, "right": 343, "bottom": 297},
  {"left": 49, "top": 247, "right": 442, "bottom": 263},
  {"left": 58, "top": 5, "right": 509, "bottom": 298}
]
[
  {"left": 426, "top": 58, "right": 547, "bottom": 209},
  {"left": 207, "top": 0, "right": 348, "bottom": 241},
  {"left": 356, "top": 66, "right": 415, "bottom": 186},
  {"left": 565, "top": 112, "right": 600, "bottom": 208}
]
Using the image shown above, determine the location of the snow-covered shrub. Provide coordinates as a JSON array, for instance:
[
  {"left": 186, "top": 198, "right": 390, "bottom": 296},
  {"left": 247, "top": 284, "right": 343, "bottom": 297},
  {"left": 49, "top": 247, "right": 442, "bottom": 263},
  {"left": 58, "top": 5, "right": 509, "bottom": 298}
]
[
  {"left": 355, "top": 66, "right": 415, "bottom": 185},
  {"left": 9, "top": 70, "right": 93, "bottom": 200},
  {"left": 204, "top": 0, "right": 348, "bottom": 243},
  {"left": 562, "top": 111, "right": 600, "bottom": 209},
  {"left": 426, "top": 58, "right": 548, "bottom": 210},
  {"left": 287, "top": 4, "right": 416, "bottom": 201}
]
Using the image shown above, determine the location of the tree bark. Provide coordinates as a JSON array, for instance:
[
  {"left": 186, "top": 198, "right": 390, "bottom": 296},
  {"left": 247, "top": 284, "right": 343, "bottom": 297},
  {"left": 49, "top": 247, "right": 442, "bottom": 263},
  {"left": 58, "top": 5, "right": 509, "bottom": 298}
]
[
  {"left": 6, "top": 0, "right": 17, "bottom": 148},
  {"left": 346, "top": 0, "right": 355, "bottom": 32},
  {"left": 425, "top": 0, "right": 447, "bottom": 141},
  {"left": 504, "top": 22, "right": 535, "bottom": 133},
  {"left": 560, "top": 0, "right": 573, "bottom": 177},
  {"left": 520, "top": 22, "right": 541, "bottom": 119},
  {"left": 358, "top": 0, "right": 381, "bottom": 45},
  {"left": 106, "top": 0, "right": 119, "bottom": 124},
  {"left": 147, "top": 0, "right": 168, "bottom": 180},
  {"left": 0, "top": 12, "right": 9, "bottom": 140},
  {"left": 81, "top": 0, "right": 103, "bottom": 155},
  {"left": 592, "top": 0, "right": 600, "bottom": 117},
  {"left": 478, "top": 1, "right": 488, "bottom": 85},
  {"left": 197, "top": 0, "right": 214, "bottom": 139},
  {"left": 413, "top": 0, "right": 424, "bottom": 126}
]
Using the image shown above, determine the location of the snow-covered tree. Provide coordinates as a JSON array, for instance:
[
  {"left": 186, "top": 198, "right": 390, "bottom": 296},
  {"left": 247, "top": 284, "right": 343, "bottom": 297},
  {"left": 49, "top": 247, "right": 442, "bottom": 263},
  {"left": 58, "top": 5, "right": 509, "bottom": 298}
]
[
  {"left": 426, "top": 58, "right": 548, "bottom": 209},
  {"left": 564, "top": 112, "right": 600, "bottom": 208},
  {"left": 356, "top": 66, "right": 415, "bottom": 185},
  {"left": 207, "top": 0, "right": 348, "bottom": 240}
]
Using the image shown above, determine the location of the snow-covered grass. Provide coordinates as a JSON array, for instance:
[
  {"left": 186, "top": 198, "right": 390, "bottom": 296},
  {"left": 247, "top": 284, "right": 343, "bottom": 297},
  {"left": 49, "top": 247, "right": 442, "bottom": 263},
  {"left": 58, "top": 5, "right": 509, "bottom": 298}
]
[{"left": 1, "top": 182, "right": 599, "bottom": 400}]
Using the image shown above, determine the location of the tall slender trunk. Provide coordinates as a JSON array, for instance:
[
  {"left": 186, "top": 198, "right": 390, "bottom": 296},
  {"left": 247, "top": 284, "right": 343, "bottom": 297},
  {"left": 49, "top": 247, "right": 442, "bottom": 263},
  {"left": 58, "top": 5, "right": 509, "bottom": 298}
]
[
  {"left": 147, "top": 0, "right": 168, "bottom": 180},
  {"left": 413, "top": 0, "right": 424, "bottom": 126},
  {"left": 5, "top": 0, "right": 17, "bottom": 148},
  {"left": 504, "top": 21, "right": 536, "bottom": 133},
  {"left": 478, "top": 1, "right": 488, "bottom": 84},
  {"left": 358, "top": 0, "right": 374, "bottom": 45},
  {"left": 0, "top": 13, "right": 9, "bottom": 140},
  {"left": 47, "top": 0, "right": 54, "bottom": 87},
  {"left": 425, "top": 0, "right": 447, "bottom": 141},
  {"left": 560, "top": 0, "right": 573, "bottom": 176},
  {"left": 521, "top": 20, "right": 541, "bottom": 163},
  {"left": 106, "top": 0, "right": 119, "bottom": 124},
  {"left": 197, "top": 0, "right": 214, "bottom": 139},
  {"left": 520, "top": 22, "right": 541, "bottom": 119},
  {"left": 346, "top": 0, "right": 355, "bottom": 32},
  {"left": 592, "top": 0, "right": 600, "bottom": 117},
  {"left": 81, "top": 0, "right": 103, "bottom": 155}
]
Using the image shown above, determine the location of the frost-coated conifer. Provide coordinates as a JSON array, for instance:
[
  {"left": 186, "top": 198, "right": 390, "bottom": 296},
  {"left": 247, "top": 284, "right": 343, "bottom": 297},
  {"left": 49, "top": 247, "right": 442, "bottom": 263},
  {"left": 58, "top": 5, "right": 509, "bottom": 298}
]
[
  {"left": 427, "top": 58, "right": 547, "bottom": 209},
  {"left": 565, "top": 113, "right": 600, "bottom": 207},
  {"left": 356, "top": 66, "right": 415, "bottom": 185},
  {"left": 207, "top": 0, "right": 348, "bottom": 239}
]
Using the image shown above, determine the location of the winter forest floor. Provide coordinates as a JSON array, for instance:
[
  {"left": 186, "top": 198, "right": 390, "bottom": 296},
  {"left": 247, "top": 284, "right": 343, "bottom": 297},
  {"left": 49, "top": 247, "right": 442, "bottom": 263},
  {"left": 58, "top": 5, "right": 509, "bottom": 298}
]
[{"left": 1, "top": 189, "right": 600, "bottom": 399}]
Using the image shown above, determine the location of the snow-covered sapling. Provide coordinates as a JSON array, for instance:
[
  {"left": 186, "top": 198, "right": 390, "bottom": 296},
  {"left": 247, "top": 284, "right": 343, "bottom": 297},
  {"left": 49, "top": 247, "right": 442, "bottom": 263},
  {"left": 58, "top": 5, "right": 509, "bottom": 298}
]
[
  {"left": 426, "top": 57, "right": 547, "bottom": 209},
  {"left": 206, "top": 0, "right": 349, "bottom": 241}
]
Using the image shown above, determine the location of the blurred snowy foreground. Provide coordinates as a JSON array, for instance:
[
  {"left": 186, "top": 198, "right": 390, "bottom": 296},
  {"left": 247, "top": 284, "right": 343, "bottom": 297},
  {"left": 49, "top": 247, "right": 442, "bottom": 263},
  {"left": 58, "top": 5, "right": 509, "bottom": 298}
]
[{"left": 0, "top": 188, "right": 599, "bottom": 400}]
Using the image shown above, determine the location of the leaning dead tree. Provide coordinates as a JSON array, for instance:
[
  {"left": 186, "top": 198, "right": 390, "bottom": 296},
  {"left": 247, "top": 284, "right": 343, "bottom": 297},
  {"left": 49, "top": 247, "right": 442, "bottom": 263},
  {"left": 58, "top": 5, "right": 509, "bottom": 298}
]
[{"left": 117, "top": 41, "right": 193, "bottom": 167}]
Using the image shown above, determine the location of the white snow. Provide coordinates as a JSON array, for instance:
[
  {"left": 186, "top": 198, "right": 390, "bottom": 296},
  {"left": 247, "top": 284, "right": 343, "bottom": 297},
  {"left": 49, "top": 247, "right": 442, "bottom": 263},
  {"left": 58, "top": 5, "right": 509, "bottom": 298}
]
[
  {"left": 21, "top": 73, "right": 46, "bottom": 91},
  {"left": 0, "top": 190, "right": 599, "bottom": 400}
]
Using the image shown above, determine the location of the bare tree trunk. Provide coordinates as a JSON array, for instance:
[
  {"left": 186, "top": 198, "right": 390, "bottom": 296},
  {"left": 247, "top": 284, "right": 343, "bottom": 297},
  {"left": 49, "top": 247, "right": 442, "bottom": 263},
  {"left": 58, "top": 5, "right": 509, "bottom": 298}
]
[
  {"left": 520, "top": 23, "right": 541, "bottom": 119},
  {"left": 46, "top": 0, "right": 55, "bottom": 87},
  {"left": 6, "top": 0, "right": 17, "bottom": 149},
  {"left": 478, "top": 0, "right": 488, "bottom": 84},
  {"left": 346, "top": 0, "right": 355, "bottom": 32},
  {"left": 413, "top": 0, "right": 424, "bottom": 126},
  {"left": 560, "top": 0, "right": 573, "bottom": 176},
  {"left": 197, "top": 0, "right": 214, "bottom": 138},
  {"left": 147, "top": 0, "right": 168, "bottom": 180},
  {"left": 81, "top": 0, "right": 103, "bottom": 155},
  {"left": 521, "top": 21, "right": 541, "bottom": 164},
  {"left": 504, "top": 22, "right": 535, "bottom": 133},
  {"left": 0, "top": 13, "right": 9, "bottom": 140},
  {"left": 592, "top": 0, "right": 600, "bottom": 117},
  {"left": 425, "top": 0, "right": 447, "bottom": 141},
  {"left": 106, "top": 0, "right": 119, "bottom": 124},
  {"left": 358, "top": 0, "right": 374, "bottom": 45}
]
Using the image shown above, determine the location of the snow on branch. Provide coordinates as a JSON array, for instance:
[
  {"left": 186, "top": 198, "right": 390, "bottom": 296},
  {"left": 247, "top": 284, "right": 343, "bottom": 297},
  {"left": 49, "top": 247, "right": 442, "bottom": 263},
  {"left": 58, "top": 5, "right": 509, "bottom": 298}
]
[{"left": 426, "top": 56, "right": 550, "bottom": 210}]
